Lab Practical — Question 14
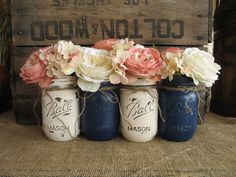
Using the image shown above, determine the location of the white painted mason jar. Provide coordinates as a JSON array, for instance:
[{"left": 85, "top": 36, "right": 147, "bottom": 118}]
[
  {"left": 42, "top": 76, "right": 80, "bottom": 141},
  {"left": 120, "top": 80, "right": 158, "bottom": 142}
]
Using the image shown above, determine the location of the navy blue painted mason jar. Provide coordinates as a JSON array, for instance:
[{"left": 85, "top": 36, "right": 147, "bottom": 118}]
[
  {"left": 158, "top": 75, "right": 198, "bottom": 142},
  {"left": 80, "top": 83, "right": 119, "bottom": 141}
]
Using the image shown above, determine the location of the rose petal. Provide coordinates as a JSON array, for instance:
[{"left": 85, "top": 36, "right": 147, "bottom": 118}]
[
  {"left": 109, "top": 74, "right": 121, "bottom": 84},
  {"left": 92, "top": 39, "right": 118, "bottom": 51},
  {"left": 20, "top": 50, "right": 50, "bottom": 88},
  {"left": 147, "top": 75, "right": 162, "bottom": 83},
  {"left": 123, "top": 72, "right": 138, "bottom": 84}
]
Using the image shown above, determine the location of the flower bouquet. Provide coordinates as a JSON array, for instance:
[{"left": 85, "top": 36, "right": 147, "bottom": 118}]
[
  {"left": 20, "top": 41, "right": 83, "bottom": 88},
  {"left": 19, "top": 39, "right": 221, "bottom": 142},
  {"left": 94, "top": 38, "right": 163, "bottom": 85},
  {"left": 160, "top": 47, "right": 221, "bottom": 87}
]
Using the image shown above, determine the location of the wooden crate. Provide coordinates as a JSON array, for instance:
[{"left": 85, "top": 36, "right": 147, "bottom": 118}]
[
  {"left": 11, "top": 0, "right": 213, "bottom": 124},
  {"left": 11, "top": 0, "right": 212, "bottom": 46}
]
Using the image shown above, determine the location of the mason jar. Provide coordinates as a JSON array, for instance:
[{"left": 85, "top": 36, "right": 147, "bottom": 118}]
[
  {"left": 120, "top": 80, "right": 158, "bottom": 142},
  {"left": 42, "top": 76, "right": 80, "bottom": 141},
  {"left": 158, "top": 75, "right": 198, "bottom": 142},
  {"left": 80, "top": 82, "right": 119, "bottom": 141}
]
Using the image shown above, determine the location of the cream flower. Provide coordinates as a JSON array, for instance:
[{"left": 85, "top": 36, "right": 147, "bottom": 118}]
[
  {"left": 180, "top": 48, "right": 221, "bottom": 87},
  {"left": 109, "top": 39, "right": 135, "bottom": 84},
  {"left": 112, "top": 38, "right": 135, "bottom": 51},
  {"left": 39, "top": 41, "right": 83, "bottom": 78},
  {"left": 76, "top": 48, "right": 113, "bottom": 92},
  {"left": 38, "top": 44, "right": 65, "bottom": 78},
  {"left": 57, "top": 41, "right": 83, "bottom": 75},
  {"left": 57, "top": 40, "right": 82, "bottom": 59},
  {"left": 160, "top": 47, "right": 183, "bottom": 81}
]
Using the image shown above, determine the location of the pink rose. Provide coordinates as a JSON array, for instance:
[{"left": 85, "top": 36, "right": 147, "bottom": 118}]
[
  {"left": 161, "top": 47, "right": 183, "bottom": 59},
  {"left": 92, "top": 39, "right": 118, "bottom": 51},
  {"left": 20, "top": 51, "right": 52, "bottom": 88},
  {"left": 120, "top": 47, "right": 163, "bottom": 83}
]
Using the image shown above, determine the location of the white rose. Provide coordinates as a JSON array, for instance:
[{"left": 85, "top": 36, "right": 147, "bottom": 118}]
[
  {"left": 76, "top": 48, "right": 113, "bottom": 92},
  {"left": 180, "top": 48, "right": 221, "bottom": 87}
]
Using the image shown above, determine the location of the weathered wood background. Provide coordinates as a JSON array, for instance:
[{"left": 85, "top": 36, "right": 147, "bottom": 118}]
[{"left": 11, "top": 0, "right": 211, "bottom": 46}]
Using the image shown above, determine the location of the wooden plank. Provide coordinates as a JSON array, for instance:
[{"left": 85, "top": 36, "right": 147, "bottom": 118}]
[
  {"left": 208, "top": 0, "right": 213, "bottom": 43},
  {"left": 11, "top": 0, "right": 210, "bottom": 46},
  {"left": 14, "top": 97, "right": 42, "bottom": 125},
  {"left": 12, "top": 81, "right": 42, "bottom": 125}
]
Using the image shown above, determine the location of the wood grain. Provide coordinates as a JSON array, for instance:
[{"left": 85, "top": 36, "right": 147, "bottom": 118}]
[{"left": 11, "top": 0, "right": 211, "bottom": 46}]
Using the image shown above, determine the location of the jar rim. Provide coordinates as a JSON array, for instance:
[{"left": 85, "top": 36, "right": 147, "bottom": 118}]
[
  {"left": 48, "top": 76, "right": 77, "bottom": 89},
  {"left": 162, "top": 75, "right": 195, "bottom": 87},
  {"left": 122, "top": 79, "right": 156, "bottom": 86},
  {"left": 51, "top": 76, "right": 77, "bottom": 82}
]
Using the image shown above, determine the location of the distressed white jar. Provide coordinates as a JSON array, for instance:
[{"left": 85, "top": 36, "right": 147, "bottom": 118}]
[
  {"left": 42, "top": 76, "right": 80, "bottom": 141},
  {"left": 120, "top": 80, "right": 158, "bottom": 142}
]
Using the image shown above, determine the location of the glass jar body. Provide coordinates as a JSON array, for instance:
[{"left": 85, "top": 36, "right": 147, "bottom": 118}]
[
  {"left": 159, "top": 75, "right": 198, "bottom": 142},
  {"left": 80, "top": 83, "right": 119, "bottom": 141},
  {"left": 120, "top": 81, "right": 158, "bottom": 142},
  {"left": 42, "top": 77, "right": 80, "bottom": 141}
]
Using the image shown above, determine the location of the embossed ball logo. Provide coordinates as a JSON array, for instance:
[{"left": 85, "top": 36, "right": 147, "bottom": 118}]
[
  {"left": 45, "top": 97, "right": 73, "bottom": 119},
  {"left": 126, "top": 97, "right": 155, "bottom": 120}
]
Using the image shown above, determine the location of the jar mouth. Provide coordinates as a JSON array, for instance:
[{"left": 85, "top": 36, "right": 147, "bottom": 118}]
[
  {"left": 100, "top": 81, "right": 115, "bottom": 87},
  {"left": 51, "top": 76, "right": 77, "bottom": 82},
  {"left": 122, "top": 79, "right": 156, "bottom": 86},
  {"left": 162, "top": 75, "right": 195, "bottom": 87},
  {"left": 49, "top": 76, "right": 77, "bottom": 88}
]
